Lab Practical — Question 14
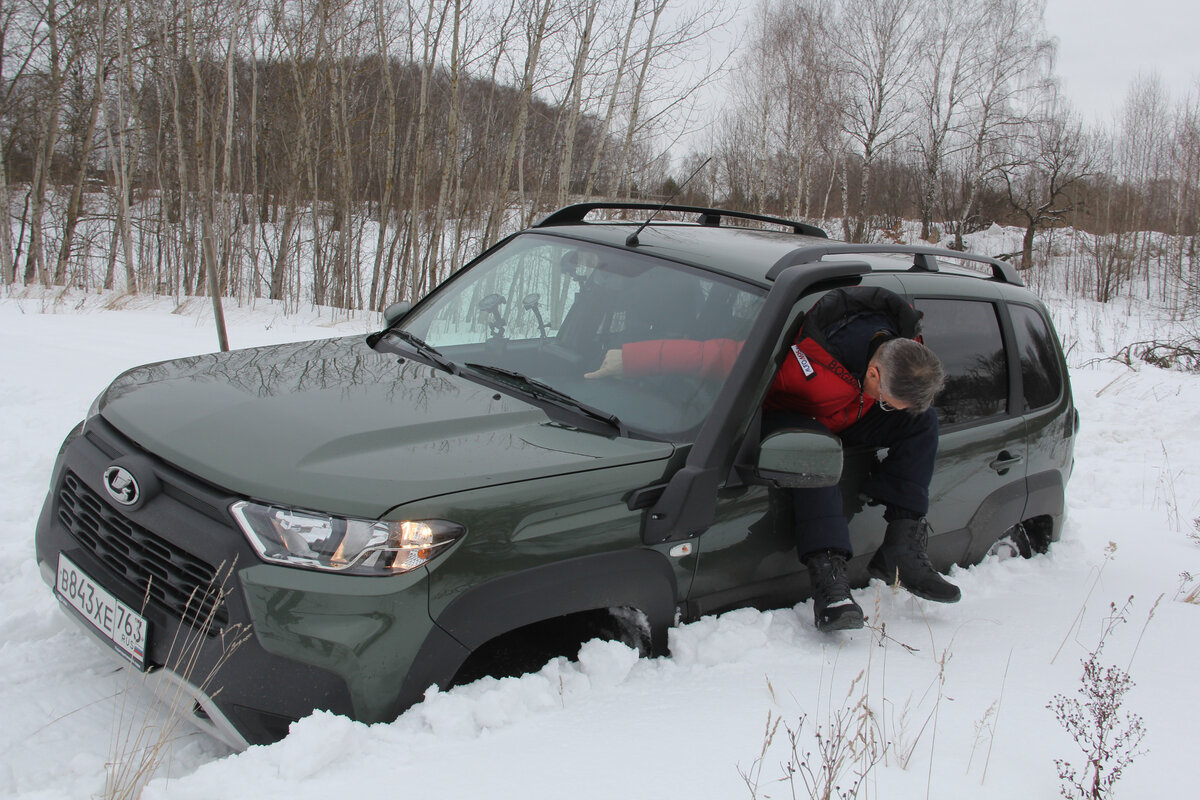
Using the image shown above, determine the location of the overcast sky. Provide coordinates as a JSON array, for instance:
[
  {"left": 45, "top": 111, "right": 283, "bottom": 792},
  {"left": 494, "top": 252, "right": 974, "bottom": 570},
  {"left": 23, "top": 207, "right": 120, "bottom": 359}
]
[
  {"left": 674, "top": 0, "right": 1197, "bottom": 156},
  {"left": 1043, "top": 0, "right": 1199, "bottom": 122}
]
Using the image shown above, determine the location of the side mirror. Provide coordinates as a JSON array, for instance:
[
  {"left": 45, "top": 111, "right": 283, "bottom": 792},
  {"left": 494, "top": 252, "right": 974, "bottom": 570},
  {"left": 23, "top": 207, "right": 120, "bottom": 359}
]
[
  {"left": 383, "top": 301, "right": 412, "bottom": 326},
  {"left": 750, "top": 429, "right": 843, "bottom": 488}
]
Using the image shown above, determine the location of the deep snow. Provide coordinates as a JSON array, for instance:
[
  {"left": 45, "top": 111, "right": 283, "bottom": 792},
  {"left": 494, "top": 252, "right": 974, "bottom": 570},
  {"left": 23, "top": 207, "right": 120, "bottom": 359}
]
[{"left": 0, "top": 276, "right": 1196, "bottom": 799}]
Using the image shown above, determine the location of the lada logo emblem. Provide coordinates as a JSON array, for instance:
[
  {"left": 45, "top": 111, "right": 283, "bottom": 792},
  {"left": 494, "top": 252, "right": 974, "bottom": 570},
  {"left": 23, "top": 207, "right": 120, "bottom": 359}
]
[{"left": 103, "top": 466, "right": 140, "bottom": 506}]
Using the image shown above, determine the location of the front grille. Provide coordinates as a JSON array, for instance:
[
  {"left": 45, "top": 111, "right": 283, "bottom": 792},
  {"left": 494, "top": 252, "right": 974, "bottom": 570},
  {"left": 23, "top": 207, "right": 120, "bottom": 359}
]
[{"left": 57, "top": 471, "right": 230, "bottom": 635}]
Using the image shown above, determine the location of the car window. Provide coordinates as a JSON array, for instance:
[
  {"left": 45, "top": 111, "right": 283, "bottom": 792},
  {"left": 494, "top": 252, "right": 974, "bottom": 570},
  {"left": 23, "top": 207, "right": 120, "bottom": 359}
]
[
  {"left": 401, "top": 234, "right": 766, "bottom": 438},
  {"left": 914, "top": 298, "right": 1008, "bottom": 426},
  {"left": 1010, "top": 303, "right": 1063, "bottom": 411}
]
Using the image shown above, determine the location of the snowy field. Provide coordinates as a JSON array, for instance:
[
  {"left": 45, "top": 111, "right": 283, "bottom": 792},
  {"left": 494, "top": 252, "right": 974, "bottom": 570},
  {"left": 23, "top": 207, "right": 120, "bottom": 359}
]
[{"left": 0, "top": 280, "right": 1196, "bottom": 799}]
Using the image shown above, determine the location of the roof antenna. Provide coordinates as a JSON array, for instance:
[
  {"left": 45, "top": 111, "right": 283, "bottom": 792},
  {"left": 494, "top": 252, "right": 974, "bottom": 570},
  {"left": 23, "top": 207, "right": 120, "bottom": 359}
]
[{"left": 625, "top": 157, "right": 712, "bottom": 247}]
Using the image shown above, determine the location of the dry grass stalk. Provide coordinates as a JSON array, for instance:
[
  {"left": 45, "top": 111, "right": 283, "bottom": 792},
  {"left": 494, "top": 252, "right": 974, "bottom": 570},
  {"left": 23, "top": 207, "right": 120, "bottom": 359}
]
[{"left": 102, "top": 560, "right": 251, "bottom": 800}]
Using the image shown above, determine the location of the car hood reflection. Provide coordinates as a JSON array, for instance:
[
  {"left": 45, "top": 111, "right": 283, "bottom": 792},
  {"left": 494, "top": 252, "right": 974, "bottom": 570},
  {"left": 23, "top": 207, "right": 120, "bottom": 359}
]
[{"left": 98, "top": 337, "right": 672, "bottom": 518}]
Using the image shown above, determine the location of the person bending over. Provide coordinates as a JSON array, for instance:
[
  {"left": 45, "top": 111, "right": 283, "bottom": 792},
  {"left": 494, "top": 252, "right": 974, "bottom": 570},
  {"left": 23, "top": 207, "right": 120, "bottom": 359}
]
[{"left": 585, "top": 286, "right": 955, "bottom": 632}]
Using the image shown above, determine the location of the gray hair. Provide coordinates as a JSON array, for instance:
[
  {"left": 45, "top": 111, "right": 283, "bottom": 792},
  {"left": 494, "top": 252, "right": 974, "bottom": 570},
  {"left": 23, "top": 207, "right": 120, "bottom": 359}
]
[{"left": 873, "top": 338, "right": 946, "bottom": 413}]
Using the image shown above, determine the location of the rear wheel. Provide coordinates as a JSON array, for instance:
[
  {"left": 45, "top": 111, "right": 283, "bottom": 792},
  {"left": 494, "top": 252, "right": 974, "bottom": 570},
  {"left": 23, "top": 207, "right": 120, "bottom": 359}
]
[{"left": 986, "top": 522, "right": 1033, "bottom": 559}]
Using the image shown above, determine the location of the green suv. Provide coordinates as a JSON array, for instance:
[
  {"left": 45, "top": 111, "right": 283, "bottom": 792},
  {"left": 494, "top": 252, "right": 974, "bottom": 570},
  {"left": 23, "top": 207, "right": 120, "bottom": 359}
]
[{"left": 35, "top": 204, "right": 1076, "bottom": 748}]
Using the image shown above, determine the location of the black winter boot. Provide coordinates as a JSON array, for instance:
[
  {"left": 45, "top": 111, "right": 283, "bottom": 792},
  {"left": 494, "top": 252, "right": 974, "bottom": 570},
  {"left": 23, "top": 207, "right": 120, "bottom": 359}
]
[
  {"left": 806, "top": 550, "right": 865, "bottom": 631},
  {"left": 868, "top": 518, "right": 961, "bottom": 603}
]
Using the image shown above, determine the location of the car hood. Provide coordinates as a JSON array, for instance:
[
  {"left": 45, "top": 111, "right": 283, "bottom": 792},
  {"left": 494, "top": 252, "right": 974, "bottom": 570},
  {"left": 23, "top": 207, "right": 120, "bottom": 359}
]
[{"left": 98, "top": 336, "right": 673, "bottom": 518}]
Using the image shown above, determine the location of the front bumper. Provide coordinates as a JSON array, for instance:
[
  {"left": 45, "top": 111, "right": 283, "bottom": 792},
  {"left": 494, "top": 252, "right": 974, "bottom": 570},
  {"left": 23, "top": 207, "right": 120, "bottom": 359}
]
[
  {"left": 34, "top": 417, "right": 448, "bottom": 747},
  {"left": 37, "top": 557, "right": 252, "bottom": 750}
]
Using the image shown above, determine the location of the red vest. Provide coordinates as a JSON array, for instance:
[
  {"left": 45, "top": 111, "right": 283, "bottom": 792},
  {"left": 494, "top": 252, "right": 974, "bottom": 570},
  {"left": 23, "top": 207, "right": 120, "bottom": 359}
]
[
  {"left": 621, "top": 334, "right": 872, "bottom": 433},
  {"left": 765, "top": 336, "right": 871, "bottom": 432}
]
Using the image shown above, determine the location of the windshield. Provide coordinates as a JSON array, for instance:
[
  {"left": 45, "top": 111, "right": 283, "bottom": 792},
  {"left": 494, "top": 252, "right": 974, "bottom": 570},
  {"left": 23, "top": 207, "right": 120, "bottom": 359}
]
[{"left": 398, "top": 234, "right": 765, "bottom": 438}]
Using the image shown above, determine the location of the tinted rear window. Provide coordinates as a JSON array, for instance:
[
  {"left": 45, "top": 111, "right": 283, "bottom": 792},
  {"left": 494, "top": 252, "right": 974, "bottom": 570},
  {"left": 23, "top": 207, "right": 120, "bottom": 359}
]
[
  {"left": 1010, "top": 303, "right": 1063, "bottom": 410},
  {"left": 914, "top": 298, "right": 1008, "bottom": 425}
]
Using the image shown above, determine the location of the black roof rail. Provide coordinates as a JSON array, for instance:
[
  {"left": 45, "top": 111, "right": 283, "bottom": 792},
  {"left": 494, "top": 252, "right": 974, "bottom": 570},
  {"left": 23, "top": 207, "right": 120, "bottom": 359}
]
[
  {"left": 534, "top": 202, "right": 829, "bottom": 239},
  {"left": 766, "top": 243, "right": 1023, "bottom": 286}
]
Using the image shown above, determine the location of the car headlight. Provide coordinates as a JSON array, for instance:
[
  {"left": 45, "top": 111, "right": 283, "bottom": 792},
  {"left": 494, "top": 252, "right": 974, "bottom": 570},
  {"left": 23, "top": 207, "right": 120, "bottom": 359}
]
[{"left": 230, "top": 501, "right": 464, "bottom": 575}]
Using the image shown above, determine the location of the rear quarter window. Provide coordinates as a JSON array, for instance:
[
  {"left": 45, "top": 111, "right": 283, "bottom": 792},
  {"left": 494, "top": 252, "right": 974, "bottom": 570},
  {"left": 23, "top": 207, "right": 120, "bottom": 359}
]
[
  {"left": 1010, "top": 303, "right": 1063, "bottom": 411},
  {"left": 913, "top": 298, "right": 1008, "bottom": 426}
]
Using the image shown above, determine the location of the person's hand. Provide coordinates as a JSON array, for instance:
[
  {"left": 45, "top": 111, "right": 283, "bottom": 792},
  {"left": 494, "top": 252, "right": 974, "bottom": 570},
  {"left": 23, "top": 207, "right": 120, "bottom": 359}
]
[{"left": 584, "top": 349, "right": 624, "bottom": 379}]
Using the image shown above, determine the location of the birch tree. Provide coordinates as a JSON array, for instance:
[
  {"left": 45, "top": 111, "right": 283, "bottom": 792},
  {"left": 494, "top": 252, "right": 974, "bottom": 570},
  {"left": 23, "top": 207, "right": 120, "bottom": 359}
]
[
  {"left": 103, "top": 0, "right": 140, "bottom": 294},
  {"left": 554, "top": 0, "right": 599, "bottom": 207},
  {"left": 763, "top": 0, "right": 838, "bottom": 219},
  {"left": 1171, "top": 85, "right": 1199, "bottom": 293},
  {"left": 367, "top": 0, "right": 403, "bottom": 309},
  {"left": 945, "top": 0, "right": 1053, "bottom": 250},
  {"left": 0, "top": 0, "right": 30, "bottom": 283},
  {"left": 583, "top": 0, "right": 640, "bottom": 197},
  {"left": 23, "top": 0, "right": 74, "bottom": 285},
  {"left": 912, "top": 0, "right": 981, "bottom": 241},
  {"left": 611, "top": 0, "right": 665, "bottom": 199},
  {"left": 183, "top": 0, "right": 233, "bottom": 346},
  {"left": 483, "top": 0, "right": 555, "bottom": 245},
  {"left": 423, "top": 0, "right": 466, "bottom": 291},
  {"left": 832, "top": 0, "right": 920, "bottom": 242},
  {"left": 54, "top": 0, "right": 116, "bottom": 284}
]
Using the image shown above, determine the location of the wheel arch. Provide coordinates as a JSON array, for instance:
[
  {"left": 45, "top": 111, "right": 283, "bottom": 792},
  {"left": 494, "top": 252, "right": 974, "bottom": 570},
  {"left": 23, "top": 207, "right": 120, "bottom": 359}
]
[
  {"left": 393, "top": 549, "right": 677, "bottom": 715},
  {"left": 1023, "top": 468, "right": 1067, "bottom": 542}
]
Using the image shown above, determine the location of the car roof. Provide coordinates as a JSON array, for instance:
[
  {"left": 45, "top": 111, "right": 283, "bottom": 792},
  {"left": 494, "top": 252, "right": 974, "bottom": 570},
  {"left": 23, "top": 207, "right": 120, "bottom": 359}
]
[
  {"left": 530, "top": 222, "right": 829, "bottom": 285},
  {"left": 527, "top": 204, "right": 1023, "bottom": 289}
]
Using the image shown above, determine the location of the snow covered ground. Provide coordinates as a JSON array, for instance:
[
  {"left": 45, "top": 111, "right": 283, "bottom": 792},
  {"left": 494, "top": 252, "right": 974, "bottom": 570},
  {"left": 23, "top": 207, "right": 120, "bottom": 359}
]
[{"left": 1, "top": 282, "right": 1196, "bottom": 799}]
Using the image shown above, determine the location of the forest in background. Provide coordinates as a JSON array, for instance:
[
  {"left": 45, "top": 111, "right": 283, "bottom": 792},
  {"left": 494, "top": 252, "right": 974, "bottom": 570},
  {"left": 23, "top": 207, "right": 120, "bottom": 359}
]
[
  {"left": 3, "top": 0, "right": 727, "bottom": 315},
  {"left": 2, "top": 0, "right": 1197, "bottom": 321}
]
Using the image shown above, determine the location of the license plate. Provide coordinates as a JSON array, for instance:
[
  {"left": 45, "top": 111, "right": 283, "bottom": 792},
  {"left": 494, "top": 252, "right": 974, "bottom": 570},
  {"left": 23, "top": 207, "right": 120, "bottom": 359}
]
[{"left": 56, "top": 555, "right": 148, "bottom": 670}]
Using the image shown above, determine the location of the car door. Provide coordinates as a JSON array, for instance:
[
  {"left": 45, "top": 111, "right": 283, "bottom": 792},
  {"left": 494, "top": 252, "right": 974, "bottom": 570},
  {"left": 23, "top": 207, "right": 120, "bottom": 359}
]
[
  {"left": 907, "top": 293, "right": 1028, "bottom": 568},
  {"left": 682, "top": 281, "right": 882, "bottom": 617}
]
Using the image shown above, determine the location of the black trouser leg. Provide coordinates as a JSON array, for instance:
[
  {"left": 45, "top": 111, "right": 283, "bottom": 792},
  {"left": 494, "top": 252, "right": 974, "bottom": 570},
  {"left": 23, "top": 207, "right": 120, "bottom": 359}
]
[{"left": 763, "top": 405, "right": 939, "bottom": 561}]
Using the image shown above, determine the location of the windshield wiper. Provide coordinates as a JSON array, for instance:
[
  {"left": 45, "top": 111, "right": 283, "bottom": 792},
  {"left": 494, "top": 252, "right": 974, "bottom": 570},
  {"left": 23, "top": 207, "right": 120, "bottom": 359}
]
[
  {"left": 463, "top": 363, "right": 623, "bottom": 435},
  {"left": 378, "top": 330, "right": 459, "bottom": 375}
]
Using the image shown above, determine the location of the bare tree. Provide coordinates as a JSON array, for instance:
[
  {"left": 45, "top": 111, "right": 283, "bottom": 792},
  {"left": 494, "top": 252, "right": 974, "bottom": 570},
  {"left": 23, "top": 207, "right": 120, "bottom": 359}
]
[
  {"left": 583, "top": 0, "right": 640, "bottom": 197},
  {"left": 23, "top": 0, "right": 79, "bottom": 285},
  {"left": 715, "top": 1, "right": 773, "bottom": 212},
  {"left": 484, "top": 0, "right": 556, "bottom": 245},
  {"left": 769, "top": 0, "right": 839, "bottom": 220},
  {"left": 0, "top": 159, "right": 12, "bottom": 283},
  {"left": 18, "top": 0, "right": 1155, "bottom": 315},
  {"left": 366, "top": 0, "right": 404, "bottom": 309},
  {"left": 1001, "top": 96, "right": 1091, "bottom": 270},
  {"left": 554, "top": 0, "right": 599, "bottom": 207},
  {"left": 103, "top": 0, "right": 140, "bottom": 295},
  {"left": 424, "top": 0, "right": 467, "bottom": 291},
  {"left": 911, "top": 0, "right": 982, "bottom": 242},
  {"left": 1171, "top": 83, "right": 1199, "bottom": 297},
  {"left": 54, "top": 0, "right": 116, "bottom": 285},
  {"left": 183, "top": 0, "right": 235, "bottom": 346},
  {"left": 1119, "top": 74, "right": 1177, "bottom": 301},
  {"left": 611, "top": 0, "right": 664, "bottom": 199},
  {"left": 0, "top": 0, "right": 31, "bottom": 283},
  {"left": 609, "top": 0, "right": 728, "bottom": 201},
  {"left": 831, "top": 0, "right": 920, "bottom": 242},
  {"left": 944, "top": 0, "right": 1054, "bottom": 250}
]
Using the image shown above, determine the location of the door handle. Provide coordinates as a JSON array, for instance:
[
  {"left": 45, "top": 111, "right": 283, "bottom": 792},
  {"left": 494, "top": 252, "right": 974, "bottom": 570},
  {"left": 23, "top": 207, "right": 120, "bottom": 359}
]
[{"left": 989, "top": 451, "right": 1024, "bottom": 474}]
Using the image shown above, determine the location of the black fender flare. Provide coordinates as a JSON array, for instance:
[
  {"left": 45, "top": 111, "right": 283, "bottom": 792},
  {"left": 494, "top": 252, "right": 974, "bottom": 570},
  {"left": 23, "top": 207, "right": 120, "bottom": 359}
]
[
  {"left": 393, "top": 549, "right": 677, "bottom": 717},
  {"left": 956, "top": 478, "right": 1035, "bottom": 566},
  {"left": 1023, "top": 468, "right": 1067, "bottom": 541}
]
